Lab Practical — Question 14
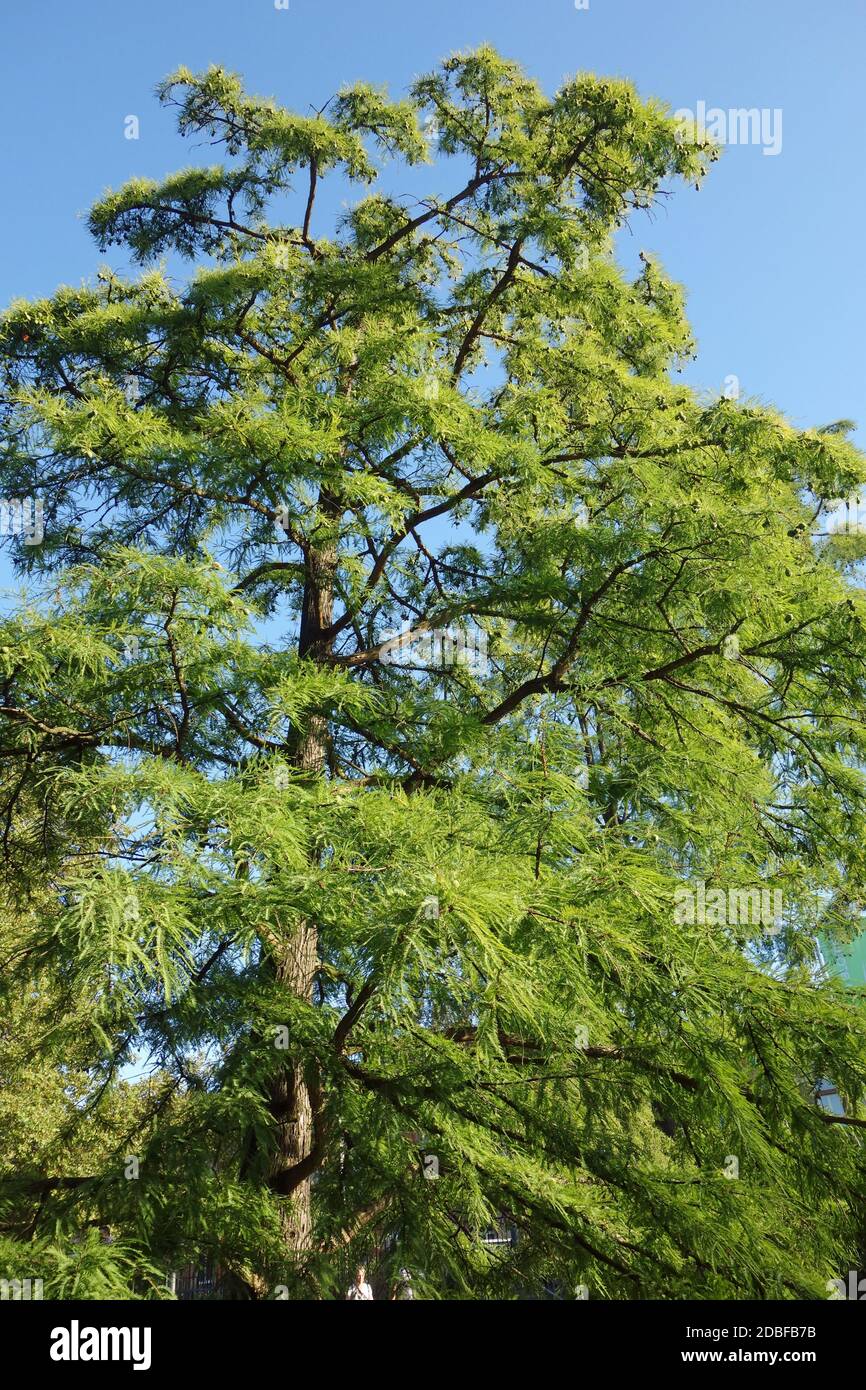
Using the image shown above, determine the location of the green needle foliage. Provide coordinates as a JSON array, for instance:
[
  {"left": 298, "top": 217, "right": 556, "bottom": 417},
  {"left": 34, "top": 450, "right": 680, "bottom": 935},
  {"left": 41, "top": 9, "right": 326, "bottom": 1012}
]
[{"left": 2, "top": 46, "right": 866, "bottom": 1299}]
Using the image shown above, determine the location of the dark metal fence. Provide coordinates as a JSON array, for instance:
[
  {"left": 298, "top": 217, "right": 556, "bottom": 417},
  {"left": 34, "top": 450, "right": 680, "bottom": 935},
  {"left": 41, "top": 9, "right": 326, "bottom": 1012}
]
[{"left": 168, "top": 1260, "right": 224, "bottom": 1300}]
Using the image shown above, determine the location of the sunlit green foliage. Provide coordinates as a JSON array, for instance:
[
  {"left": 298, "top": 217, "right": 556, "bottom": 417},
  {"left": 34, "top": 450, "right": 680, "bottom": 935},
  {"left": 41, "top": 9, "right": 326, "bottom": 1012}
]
[{"left": 1, "top": 47, "right": 866, "bottom": 1300}]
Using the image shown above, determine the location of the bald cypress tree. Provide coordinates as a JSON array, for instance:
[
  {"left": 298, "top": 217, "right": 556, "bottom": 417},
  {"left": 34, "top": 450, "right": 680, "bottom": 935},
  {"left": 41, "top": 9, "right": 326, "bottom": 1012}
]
[{"left": 2, "top": 47, "right": 866, "bottom": 1299}]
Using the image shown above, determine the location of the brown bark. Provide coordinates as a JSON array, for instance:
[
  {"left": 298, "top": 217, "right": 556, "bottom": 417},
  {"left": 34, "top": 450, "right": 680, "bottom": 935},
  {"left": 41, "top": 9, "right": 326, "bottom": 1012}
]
[
  {"left": 267, "top": 923, "right": 319, "bottom": 1250},
  {"left": 264, "top": 506, "right": 337, "bottom": 1255}
]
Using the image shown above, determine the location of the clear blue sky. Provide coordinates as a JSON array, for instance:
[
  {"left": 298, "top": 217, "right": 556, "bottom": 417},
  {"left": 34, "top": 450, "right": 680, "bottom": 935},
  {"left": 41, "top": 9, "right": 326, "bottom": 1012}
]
[{"left": 1, "top": 0, "right": 864, "bottom": 453}]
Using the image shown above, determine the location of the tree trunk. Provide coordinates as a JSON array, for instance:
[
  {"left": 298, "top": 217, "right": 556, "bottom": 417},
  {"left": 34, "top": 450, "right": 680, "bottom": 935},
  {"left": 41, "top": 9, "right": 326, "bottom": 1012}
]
[
  {"left": 267, "top": 923, "right": 319, "bottom": 1251},
  {"left": 265, "top": 519, "right": 336, "bottom": 1256}
]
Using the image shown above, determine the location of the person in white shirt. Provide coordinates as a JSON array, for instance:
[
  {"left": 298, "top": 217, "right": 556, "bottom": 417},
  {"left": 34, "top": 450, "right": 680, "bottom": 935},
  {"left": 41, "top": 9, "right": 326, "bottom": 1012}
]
[{"left": 346, "top": 1264, "right": 374, "bottom": 1300}]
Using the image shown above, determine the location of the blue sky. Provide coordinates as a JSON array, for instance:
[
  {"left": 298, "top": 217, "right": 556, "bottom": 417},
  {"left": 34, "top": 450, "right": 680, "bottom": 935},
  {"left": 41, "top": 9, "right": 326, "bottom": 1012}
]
[{"left": 0, "top": 0, "right": 864, "bottom": 468}]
